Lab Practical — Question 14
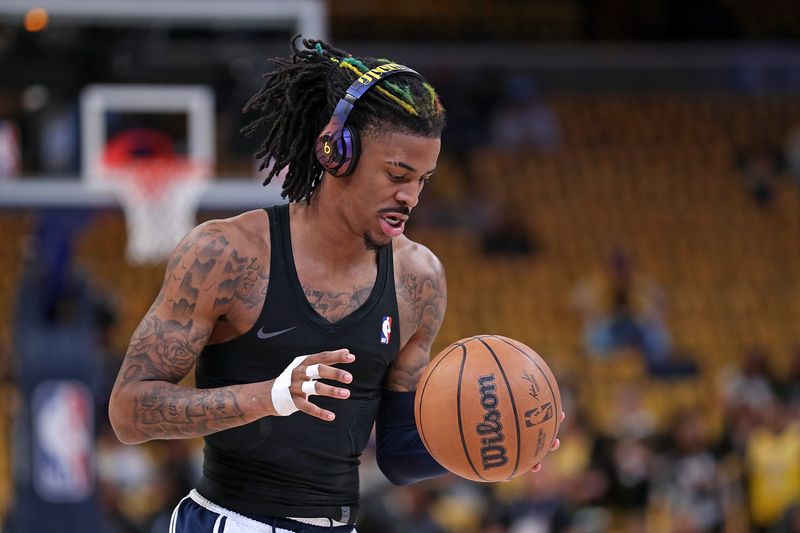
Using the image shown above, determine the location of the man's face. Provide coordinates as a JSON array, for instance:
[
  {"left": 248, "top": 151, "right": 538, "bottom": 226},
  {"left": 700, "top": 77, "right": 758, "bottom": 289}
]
[{"left": 338, "top": 130, "right": 441, "bottom": 249}]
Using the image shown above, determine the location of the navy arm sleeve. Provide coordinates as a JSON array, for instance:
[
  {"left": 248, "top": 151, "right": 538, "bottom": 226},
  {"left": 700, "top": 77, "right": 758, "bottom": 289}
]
[{"left": 375, "top": 390, "right": 448, "bottom": 486}]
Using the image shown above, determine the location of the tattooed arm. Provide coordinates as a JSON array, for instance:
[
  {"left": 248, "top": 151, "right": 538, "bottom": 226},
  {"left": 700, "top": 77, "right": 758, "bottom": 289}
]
[
  {"left": 108, "top": 218, "right": 273, "bottom": 444},
  {"left": 387, "top": 242, "right": 447, "bottom": 391}
]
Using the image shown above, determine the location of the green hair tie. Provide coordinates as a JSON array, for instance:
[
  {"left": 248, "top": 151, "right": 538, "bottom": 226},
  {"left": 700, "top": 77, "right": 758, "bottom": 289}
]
[
  {"left": 385, "top": 82, "right": 415, "bottom": 105},
  {"left": 343, "top": 57, "right": 370, "bottom": 72}
]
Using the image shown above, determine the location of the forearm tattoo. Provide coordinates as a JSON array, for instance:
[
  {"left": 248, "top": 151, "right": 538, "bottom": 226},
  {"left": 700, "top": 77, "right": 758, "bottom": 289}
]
[
  {"left": 120, "top": 313, "right": 246, "bottom": 439},
  {"left": 134, "top": 383, "right": 245, "bottom": 439}
]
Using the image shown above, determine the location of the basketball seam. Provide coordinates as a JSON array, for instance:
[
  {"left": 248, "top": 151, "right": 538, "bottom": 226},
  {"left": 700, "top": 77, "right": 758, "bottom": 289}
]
[
  {"left": 416, "top": 343, "right": 462, "bottom": 460},
  {"left": 492, "top": 336, "right": 561, "bottom": 450},
  {"left": 456, "top": 344, "right": 485, "bottom": 481},
  {"left": 475, "top": 337, "right": 522, "bottom": 480}
]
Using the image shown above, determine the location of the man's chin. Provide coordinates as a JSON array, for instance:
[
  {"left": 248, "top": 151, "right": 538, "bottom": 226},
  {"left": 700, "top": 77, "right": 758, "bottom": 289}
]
[{"left": 363, "top": 232, "right": 391, "bottom": 251}]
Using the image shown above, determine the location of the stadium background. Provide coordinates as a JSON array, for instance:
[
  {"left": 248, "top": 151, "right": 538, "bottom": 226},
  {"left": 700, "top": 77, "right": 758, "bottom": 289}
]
[{"left": 0, "top": 1, "right": 799, "bottom": 531}]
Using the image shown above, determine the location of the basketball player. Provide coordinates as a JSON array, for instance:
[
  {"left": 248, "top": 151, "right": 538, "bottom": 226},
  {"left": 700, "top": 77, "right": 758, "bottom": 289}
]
[{"left": 109, "top": 37, "right": 560, "bottom": 532}]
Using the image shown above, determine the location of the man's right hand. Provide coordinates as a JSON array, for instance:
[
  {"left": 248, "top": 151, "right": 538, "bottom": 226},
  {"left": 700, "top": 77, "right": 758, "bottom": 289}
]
[{"left": 269, "top": 349, "right": 356, "bottom": 421}]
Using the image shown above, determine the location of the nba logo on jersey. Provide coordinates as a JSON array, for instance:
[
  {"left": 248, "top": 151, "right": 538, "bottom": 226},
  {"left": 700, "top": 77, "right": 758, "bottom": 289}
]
[{"left": 380, "top": 316, "right": 392, "bottom": 344}]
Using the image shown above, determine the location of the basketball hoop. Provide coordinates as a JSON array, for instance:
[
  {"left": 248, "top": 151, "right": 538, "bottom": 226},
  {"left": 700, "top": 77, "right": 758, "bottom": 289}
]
[{"left": 98, "top": 129, "right": 210, "bottom": 265}]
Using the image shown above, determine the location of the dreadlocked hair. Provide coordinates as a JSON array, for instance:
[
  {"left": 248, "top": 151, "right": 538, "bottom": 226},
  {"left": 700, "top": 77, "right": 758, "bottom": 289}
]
[{"left": 241, "top": 36, "right": 446, "bottom": 203}]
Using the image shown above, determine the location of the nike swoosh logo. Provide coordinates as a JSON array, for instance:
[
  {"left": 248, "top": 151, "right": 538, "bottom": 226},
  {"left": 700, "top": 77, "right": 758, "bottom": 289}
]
[{"left": 256, "top": 326, "right": 297, "bottom": 340}]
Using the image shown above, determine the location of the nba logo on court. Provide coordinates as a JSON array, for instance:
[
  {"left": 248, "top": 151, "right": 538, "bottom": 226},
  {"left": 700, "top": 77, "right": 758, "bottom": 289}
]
[
  {"left": 31, "top": 380, "right": 94, "bottom": 502},
  {"left": 380, "top": 316, "right": 392, "bottom": 344}
]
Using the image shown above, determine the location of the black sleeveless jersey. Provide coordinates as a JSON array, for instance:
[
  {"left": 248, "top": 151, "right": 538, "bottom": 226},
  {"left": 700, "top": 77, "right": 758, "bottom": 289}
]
[{"left": 195, "top": 204, "right": 400, "bottom": 523}]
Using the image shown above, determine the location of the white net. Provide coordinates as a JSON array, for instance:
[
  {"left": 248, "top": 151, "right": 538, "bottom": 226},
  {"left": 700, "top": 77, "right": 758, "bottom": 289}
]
[{"left": 100, "top": 159, "right": 209, "bottom": 265}]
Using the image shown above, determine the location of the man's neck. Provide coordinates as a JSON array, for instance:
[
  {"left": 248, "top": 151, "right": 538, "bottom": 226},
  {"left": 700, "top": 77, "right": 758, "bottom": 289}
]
[{"left": 289, "top": 196, "right": 375, "bottom": 271}]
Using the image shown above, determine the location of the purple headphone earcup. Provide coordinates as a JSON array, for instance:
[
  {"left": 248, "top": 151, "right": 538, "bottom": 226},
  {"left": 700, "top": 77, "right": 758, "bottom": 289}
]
[{"left": 315, "top": 124, "right": 360, "bottom": 177}]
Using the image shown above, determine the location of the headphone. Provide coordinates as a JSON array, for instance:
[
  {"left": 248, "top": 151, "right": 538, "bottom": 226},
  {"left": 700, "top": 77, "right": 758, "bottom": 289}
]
[{"left": 315, "top": 62, "right": 421, "bottom": 177}]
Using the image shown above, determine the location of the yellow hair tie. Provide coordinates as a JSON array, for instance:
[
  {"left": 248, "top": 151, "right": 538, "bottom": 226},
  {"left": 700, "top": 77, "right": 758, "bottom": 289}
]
[
  {"left": 338, "top": 61, "right": 363, "bottom": 76},
  {"left": 376, "top": 86, "right": 418, "bottom": 116}
]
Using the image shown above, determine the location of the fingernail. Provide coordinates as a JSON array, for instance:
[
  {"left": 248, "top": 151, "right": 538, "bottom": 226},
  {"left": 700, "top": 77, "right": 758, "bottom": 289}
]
[
  {"left": 339, "top": 389, "right": 349, "bottom": 397},
  {"left": 327, "top": 413, "right": 335, "bottom": 421},
  {"left": 346, "top": 354, "right": 355, "bottom": 361},
  {"left": 344, "top": 373, "right": 352, "bottom": 382}
]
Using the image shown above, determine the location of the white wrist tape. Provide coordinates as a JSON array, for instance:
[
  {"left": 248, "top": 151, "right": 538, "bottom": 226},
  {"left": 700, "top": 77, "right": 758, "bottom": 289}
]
[{"left": 272, "top": 355, "right": 312, "bottom": 416}]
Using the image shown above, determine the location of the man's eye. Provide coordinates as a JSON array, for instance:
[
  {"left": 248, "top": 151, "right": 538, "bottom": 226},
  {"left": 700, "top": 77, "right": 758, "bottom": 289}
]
[
  {"left": 420, "top": 177, "right": 431, "bottom": 185},
  {"left": 388, "top": 173, "right": 404, "bottom": 181}
]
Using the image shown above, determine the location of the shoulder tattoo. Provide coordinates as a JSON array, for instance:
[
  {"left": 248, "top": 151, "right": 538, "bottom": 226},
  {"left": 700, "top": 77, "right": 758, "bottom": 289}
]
[
  {"left": 390, "top": 259, "right": 447, "bottom": 390},
  {"left": 399, "top": 258, "right": 446, "bottom": 351},
  {"left": 163, "top": 226, "right": 267, "bottom": 318}
]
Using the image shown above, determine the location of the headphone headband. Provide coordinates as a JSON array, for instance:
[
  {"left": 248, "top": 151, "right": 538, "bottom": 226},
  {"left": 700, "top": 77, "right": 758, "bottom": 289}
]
[
  {"left": 315, "top": 62, "right": 422, "bottom": 177},
  {"left": 348, "top": 62, "right": 420, "bottom": 99}
]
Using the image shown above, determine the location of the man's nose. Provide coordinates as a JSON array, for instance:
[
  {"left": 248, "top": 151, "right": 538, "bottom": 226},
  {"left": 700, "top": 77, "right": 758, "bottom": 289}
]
[{"left": 396, "top": 182, "right": 420, "bottom": 209}]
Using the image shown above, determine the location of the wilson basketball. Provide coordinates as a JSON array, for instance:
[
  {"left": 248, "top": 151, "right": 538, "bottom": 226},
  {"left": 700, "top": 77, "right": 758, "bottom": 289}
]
[{"left": 414, "top": 335, "right": 561, "bottom": 482}]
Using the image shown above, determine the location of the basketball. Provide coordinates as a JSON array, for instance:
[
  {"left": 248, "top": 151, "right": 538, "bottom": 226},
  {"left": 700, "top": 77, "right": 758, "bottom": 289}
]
[{"left": 415, "top": 335, "right": 561, "bottom": 482}]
